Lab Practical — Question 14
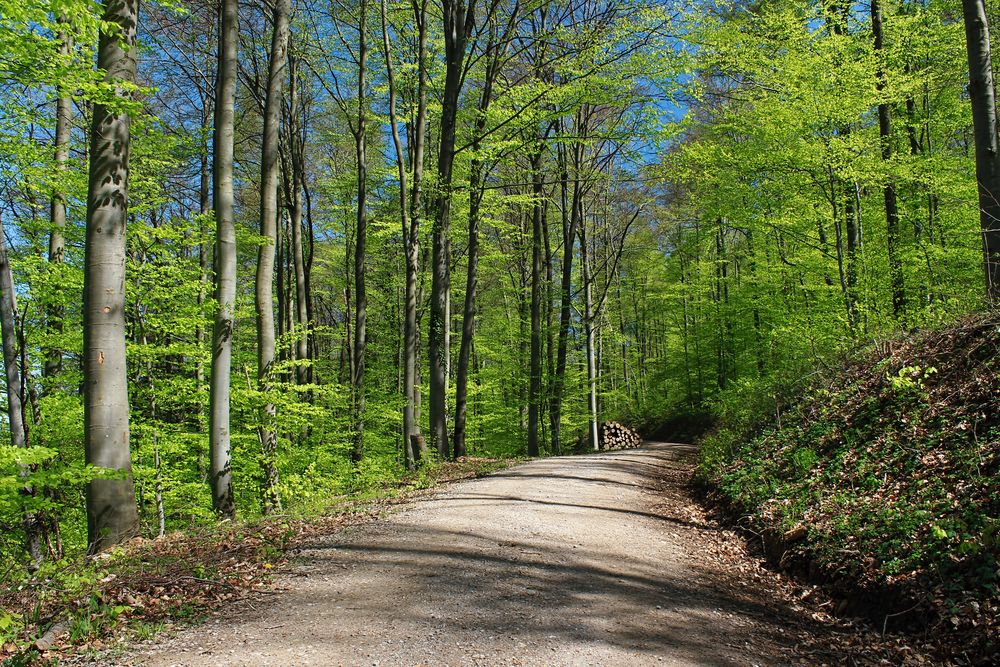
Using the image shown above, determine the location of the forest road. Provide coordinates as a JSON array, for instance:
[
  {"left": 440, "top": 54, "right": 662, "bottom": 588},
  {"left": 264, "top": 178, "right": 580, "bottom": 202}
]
[{"left": 130, "top": 443, "right": 812, "bottom": 667}]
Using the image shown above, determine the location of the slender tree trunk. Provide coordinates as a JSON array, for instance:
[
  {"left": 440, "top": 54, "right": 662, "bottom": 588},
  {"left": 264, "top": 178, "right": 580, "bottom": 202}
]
[
  {"left": 196, "top": 109, "right": 210, "bottom": 435},
  {"left": 136, "top": 325, "right": 166, "bottom": 539},
  {"left": 680, "top": 262, "right": 693, "bottom": 406},
  {"left": 276, "top": 209, "right": 287, "bottom": 354},
  {"left": 962, "top": 0, "right": 1000, "bottom": 303},
  {"left": 430, "top": 0, "right": 472, "bottom": 459},
  {"left": 0, "top": 218, "right": 43, "bottom": 568},
  {"left": 844, "top": 186, "right": 860, "bottom": 327},
  {"left": 873, "top": 0, "right": 905, "bottom": 317},
  {"left": 454, "top": 31, "right": 501, "bottom": 458},
  {"left": 444, "top": 239, "right": 451, "bottom": 399},
  {"left": 288, "top": 56, "right": 310, "bottom": 386},
  {"left": 302, "top": 160, "right": 317, "bottom": 381},
  {"left": 714, "top": 223, "right": 727, "bottom": 389},
  {"left": 615, "top": 269, "right": 628, "bottom": 394},
  {"left": 344, "top": 261, "right": 354, "bottom": 385},
  {"left": 746, "top": 229, "right": 765, "bottom": 374},
  {"left": 452, "top": 165, "right": 482, "bottom": 460},
  {"left": 517, "top": 212, "right": 529, "bottom": 434},
  {"left": 828, "top": 178, "right": 853, "bottom": 323},
  {"left": 38, "top": 25, "right": 75, "bottom": 549},
  {"left": 209, "top": 0, "right": 238, "bottom": 521},
  {"left": 83, "top": 0, "right": 141, "bottom": 551},
  {"left": 45, "top": 19, "right": 72, "bottom": 380},
  {"left": 255, "top": 0, "right": 291, "bottom": 513},
  {"left": 284, "top": 215, "right": 295, "bottom": 363},
  {"left": 407, "top": 0, "right": 429, "bottom": 462},
  {"left": 543, "top": 197, "right": 555, "bottom": 446},
  {"left": 549, "top": 125, "right": 581, "bottom": 456},
  {"left": 580, "top": 220, "right": 599, "bottom": 451},
  {"left": 351, "top": 0, "right": 369, "bottom": 463},
  {"left": 527, "top": 150, "right": 544, "bottom": 457},
  {"left": 381, "top": 0, "right": 421, "bottom": 468},
  {"left": 153, "top": 440, "right": 165, "bottom": 538}
]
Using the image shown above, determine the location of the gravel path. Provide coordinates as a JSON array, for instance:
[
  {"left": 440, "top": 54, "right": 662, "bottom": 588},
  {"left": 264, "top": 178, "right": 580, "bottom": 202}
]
[{"left": 129, "top": 443, "right": 810, "bottom": 666}]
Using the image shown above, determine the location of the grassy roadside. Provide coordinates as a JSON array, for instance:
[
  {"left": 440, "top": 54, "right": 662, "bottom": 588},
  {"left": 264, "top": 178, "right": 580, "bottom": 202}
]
[
  {"left": 695, "top": 316, "right": 999, "bottom": 665},
  {"left": 0, "top": 456, "right": 520, "bottom": 666}
]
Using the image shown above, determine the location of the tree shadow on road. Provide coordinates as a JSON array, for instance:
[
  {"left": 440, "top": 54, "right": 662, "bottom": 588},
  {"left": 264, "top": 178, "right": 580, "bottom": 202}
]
[{"left": 295, "top": 522, "right": 817, "bottom": 666}]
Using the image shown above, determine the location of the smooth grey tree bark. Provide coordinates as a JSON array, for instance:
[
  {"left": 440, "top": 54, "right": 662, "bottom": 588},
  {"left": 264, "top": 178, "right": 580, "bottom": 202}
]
[
  {"left": 381, "top": 0, "right": 424, "bottom": 468},
  {"left": 527, "top": 148, "right": 545, "bottom": 457},
  {"left": 301, "top": 134, "right": 317, "bottom": 382},
  {"left": 454, "top": 10, "right": 512, "bottom": 459},
  {"left": 452, "top": 149, "right": 483, "bottom": 459},
  {"left": 580, "top": 220, "right": 599, "bottom": 451},
  {"left": 83, "top": 0, "right": 141, "bottom": 552},
  {"left": 548, "top": 117, "right": 581, "bottom": 456},
  {"left": 526, "top": 6, "right": 552, "bottom": 458},
  {"left": 196, "top": 108, "right": 210, "bottom": 408},
  {"left": 0, "top": 217, "right": 43, "bottom": 567},
  {"left": 288, "top": 55, "right": 310, "bottom": 387},
  {"left": 255, "top": 0, "right": 291, "bottom": 512},
  {"left": 351, "top": 0, "right": 369, "bottom": 463},
  {"left": 430, "top": 0, "right": 475, "bottom": 459},
  {"left": 962, "top": 0, "right": 1000, "bottom": 303},
  {"left": 408, "top": 0, "right": 429, "bottom": 463},
  {"left": 873, "top": 0, "right": 905, "bottom": 318},
  {"left": 45, "top": 18, "right": 72, "bottom": 380},
  {"left": 209, "top": 0, "right": 238, "bottom": 520}
]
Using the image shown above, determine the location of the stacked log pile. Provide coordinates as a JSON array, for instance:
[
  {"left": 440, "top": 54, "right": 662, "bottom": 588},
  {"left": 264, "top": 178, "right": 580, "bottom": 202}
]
[{"left": 600, "top": 421, "right": 642, "bottom": 450}]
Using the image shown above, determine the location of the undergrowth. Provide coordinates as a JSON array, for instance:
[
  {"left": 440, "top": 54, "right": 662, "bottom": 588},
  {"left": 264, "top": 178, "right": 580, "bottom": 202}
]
[{"left": 698, "top": 315, "right": 999, "bottom": 664}]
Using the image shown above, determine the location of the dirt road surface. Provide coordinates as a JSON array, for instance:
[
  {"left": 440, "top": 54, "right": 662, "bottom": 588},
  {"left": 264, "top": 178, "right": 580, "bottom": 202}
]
[{"left": 129, "top": 443, "right": 820, "bottom": 666}]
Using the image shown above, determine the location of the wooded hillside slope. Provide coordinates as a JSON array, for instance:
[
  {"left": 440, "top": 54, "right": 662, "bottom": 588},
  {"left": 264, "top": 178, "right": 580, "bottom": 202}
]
[{"left": 699, "top": 316, "right": 999, "bottom": 664}]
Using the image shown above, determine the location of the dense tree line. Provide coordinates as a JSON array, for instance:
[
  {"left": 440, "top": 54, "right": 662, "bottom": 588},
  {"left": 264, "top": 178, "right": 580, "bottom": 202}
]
[{"left": 0, "top": 0, "right": 997, "bottom": 566}]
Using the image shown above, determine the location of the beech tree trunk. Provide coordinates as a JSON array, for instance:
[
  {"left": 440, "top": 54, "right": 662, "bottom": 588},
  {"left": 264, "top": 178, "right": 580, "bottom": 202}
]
[
  {"left": 352, "top": 0, "right": 369, "bottom": 463},
  {"left": 45, "top": 19, "right": 72, "bottom": 380},
  {"left": 408, "top": 1, "right": 428, "bottom": 460},
  {"left": 0, "top": 218, "right": 42, "bottom": 567},
  {"left": 83, "top": 0, "right": 141, "bottom": 551},
  {"left": 580, "top": 221, "right": 599, "bottom": 451},
  {"left": 527, "top": 149, "right": 545, "bottom": 457},
  {"left": 430, "top": 0, "right": 473, "bottom": 459},
  {"left": 383, "top": 0, "right": 426, "bottom": 468},
  {"left": 196, "top": 107, "right": 210, "bottom": 426},
  {"left": 549, "top": 120, "right": 582, "bottom": 456},
  {"left": 873, "top": 0, "right": 905, "bottom": 318},
  {"left": 303, "top": 150, "right": 317, "bottom": 380},
  {"left": 454, "top": 19, "right": 504, "bottom": 459},
  {"left": 288, "top": 55, "right": 310, "bottom": 387},
  {"left": 839, "top": 183, "right": 859, "bottom": 328},
  {"left": 962, "top": 0, "right": 1000, "bottom": 303},
  {"left": 209, "top": 0, "right": 238, "bottom": 521},
  {"left": 255, "top": 0, "right": 291, "bottom": 512},
  {"left": 452, "top": 155, "right": 481, "bottom": 459}
]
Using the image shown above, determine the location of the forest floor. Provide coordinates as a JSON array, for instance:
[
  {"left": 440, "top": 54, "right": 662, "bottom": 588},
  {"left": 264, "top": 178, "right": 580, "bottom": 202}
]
[{"left": 94, "top": 442, "right": 900, "bottom": 667}]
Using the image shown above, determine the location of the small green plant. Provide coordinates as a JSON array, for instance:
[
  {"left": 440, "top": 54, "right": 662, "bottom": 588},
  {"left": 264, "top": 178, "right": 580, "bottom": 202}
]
[
  {"left": 172, "top": 603, "right": 204, "bottom": 621},
  {"left": 131, "top": 620, "right": 165, "bottom": 641},
  {"left": 887, "top": 364, "right": 937, "bottom": 396},
  {"left": 69, "top": 613, "right": 95, "bottom": 642},
  {"left": 67, "top": 594, "right": 132, "bottom": 642},
  {"left": 790, "top": 447, "right": 819, "bottom": 473},
  {"left": 0, "top": 610, "right": 21, "bottom": 643}
]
